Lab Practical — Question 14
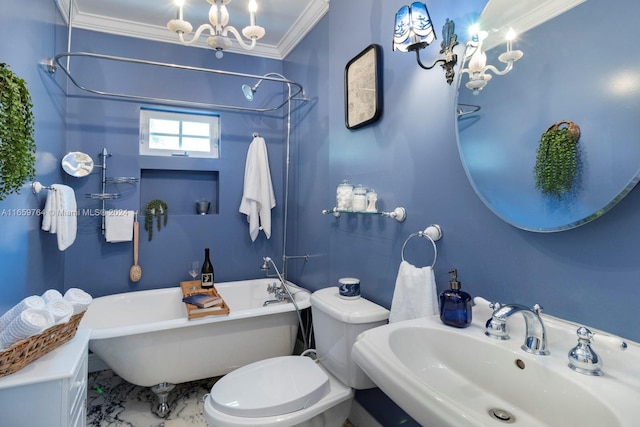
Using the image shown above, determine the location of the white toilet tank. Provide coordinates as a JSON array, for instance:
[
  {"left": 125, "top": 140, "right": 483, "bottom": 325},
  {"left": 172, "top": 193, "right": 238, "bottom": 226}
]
[{"left": 311, "top": 287, "right": 389, "bottom": 389}]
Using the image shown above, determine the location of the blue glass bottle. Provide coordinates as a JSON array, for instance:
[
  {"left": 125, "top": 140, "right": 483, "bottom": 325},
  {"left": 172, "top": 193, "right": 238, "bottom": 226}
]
[{"left": 439, "top": 269, "right": 472, "bottom": 328}]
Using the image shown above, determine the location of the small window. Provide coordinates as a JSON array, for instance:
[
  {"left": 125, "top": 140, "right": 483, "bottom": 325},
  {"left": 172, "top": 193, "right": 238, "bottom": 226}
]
[{"left": 140, "top": 107, "right": 220, "bottom": 158}]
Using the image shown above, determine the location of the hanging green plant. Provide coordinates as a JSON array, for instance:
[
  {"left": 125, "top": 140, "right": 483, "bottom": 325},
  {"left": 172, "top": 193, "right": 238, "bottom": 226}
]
[
  {"left": 144, "top": 199, "right": 168, "bottom": 241},
  {"left": 533, "top": 121, "right": 580, "bottom": 200},
  {"left": 0, "top": 63, "right": 36, "bottom": 201}
]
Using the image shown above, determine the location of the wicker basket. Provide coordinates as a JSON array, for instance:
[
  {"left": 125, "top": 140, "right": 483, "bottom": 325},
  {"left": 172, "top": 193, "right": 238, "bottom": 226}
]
[
  {"left": 0, "top": 310, "right": 86, "bottom": 378},
  {"left": 545, "top": 120, "right": 581, "bottom": 144}
]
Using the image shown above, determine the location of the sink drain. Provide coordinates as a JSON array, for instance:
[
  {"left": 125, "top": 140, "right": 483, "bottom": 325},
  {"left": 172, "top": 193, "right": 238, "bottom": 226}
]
[{"left": 488, "top": 408, "right": 515, "bottom": 423}]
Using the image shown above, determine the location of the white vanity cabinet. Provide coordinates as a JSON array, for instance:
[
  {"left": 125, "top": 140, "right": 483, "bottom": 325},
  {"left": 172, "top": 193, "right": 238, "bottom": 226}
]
[{"left": 0, "top": 329, "right": 90, "bottom": 427}]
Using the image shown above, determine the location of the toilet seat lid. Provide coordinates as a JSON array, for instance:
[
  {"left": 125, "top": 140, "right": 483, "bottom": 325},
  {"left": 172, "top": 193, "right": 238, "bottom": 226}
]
[{"left": 210, "top": 356, "right": 330, "bottom": 418}]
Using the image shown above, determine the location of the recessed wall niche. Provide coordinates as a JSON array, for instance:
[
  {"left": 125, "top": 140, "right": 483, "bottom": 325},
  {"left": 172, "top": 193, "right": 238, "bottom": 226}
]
[{"left": 140, "top": 169, "right": 219, "bottom": 215}]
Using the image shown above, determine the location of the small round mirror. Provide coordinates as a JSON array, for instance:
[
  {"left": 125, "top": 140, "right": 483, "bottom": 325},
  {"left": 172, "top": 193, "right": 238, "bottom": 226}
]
[{"left": 61, "top": 152, "right": 94, "bottom": 177}]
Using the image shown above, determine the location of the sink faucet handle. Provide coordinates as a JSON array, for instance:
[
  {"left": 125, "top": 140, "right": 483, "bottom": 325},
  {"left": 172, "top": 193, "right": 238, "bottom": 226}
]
[
  {"left": 532, "top": 304, "right": 543, "bottom": 315},
  {"left": 568, "top": 326, "right": 603, "bottom": 376},
  {"left": 489, "top": 301, "right": 502, "bottom": 311}
]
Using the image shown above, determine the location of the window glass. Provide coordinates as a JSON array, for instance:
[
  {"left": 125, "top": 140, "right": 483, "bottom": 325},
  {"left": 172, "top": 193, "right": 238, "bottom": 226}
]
[{"left": 140, "top": 108, "right": 219, "bottom": 158}]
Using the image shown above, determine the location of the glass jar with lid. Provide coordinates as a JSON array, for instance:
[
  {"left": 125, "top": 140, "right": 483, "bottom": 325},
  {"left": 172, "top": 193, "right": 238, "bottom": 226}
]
[
  {"left": 336, "top": 180, "right": 354, "bottom": 211},
  {"left": 366, "top": 189, "right": 378, "bottom": 212},
  {"left": 351, "top": 185, "right": 367, "bottom": 212}
]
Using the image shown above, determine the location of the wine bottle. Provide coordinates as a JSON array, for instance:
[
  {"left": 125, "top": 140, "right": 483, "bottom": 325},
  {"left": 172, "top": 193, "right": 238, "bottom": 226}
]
[{"left": 201, "top": 248, "right": 214, "bottom": 289}]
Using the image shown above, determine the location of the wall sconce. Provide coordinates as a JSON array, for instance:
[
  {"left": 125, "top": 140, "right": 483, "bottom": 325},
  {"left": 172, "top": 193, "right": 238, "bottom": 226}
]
[
  {"left": 393, "top": 2, "right": 459, "bottom": 84},
  {"left": 460, "top": 26, "right": 523, "bottom": 94}
]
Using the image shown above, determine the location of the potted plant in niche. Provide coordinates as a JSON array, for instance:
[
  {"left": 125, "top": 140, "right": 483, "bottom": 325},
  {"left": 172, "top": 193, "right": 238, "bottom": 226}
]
[
  {"left": 533, "top": 120, "right": 581, "bottom": 200},
  {"left": 144, "top": 199, "right": 168, "bottom": 241},
  {"left": 0, "top": 63, "right": 36, "bottom": 201}
]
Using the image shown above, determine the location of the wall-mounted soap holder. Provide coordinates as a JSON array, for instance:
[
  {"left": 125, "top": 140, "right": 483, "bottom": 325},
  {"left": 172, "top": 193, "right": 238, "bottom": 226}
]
[{"left": 322, "top": 206, "right": 406, "bottom": 222}]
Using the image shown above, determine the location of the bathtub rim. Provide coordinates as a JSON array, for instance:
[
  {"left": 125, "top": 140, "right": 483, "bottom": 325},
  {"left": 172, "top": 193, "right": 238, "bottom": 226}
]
[{"left": 80, "top": 279, "right": 310, "bottom": 340}]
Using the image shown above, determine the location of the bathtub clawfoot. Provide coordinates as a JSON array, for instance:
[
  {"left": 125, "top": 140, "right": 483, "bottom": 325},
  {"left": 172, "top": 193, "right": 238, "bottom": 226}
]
[{"left": 151, "top": 382, "right": 176, "bottom": 418}]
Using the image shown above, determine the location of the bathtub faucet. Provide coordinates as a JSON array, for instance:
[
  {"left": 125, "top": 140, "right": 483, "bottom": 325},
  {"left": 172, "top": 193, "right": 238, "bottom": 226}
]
[{"left": 264, "top": 281, "right": 291, "bottom": 306}]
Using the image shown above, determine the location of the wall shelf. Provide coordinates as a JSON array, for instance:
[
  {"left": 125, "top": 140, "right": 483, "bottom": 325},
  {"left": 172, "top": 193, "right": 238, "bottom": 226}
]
[
  {"left": 322, "top": 207, "right": 406, "bottom": 222},
  {"left": 85, "top": 148, "right": 138, "bottom": 234}
]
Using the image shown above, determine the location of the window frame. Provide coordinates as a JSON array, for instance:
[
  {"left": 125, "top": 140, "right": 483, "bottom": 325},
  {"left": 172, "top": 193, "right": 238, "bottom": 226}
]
[{"left": 139, "top": 107, "right": 220, "bottom": 158}]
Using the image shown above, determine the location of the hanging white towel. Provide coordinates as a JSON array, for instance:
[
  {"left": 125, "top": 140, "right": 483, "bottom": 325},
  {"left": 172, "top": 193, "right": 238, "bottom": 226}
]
[
  {"left": 53, "top": 184, "right": 77, "bottom": 251},
  {"left": 42, "top": 184, "right": 77, "bottom": 251},
  {"left": 239, "top": 136, "right": 276, "bottom": 241},
  {"left": 389, "top": 260, "right": 439, "bottom": 323},
  {"left": 105, "top": 210, "right": 135, "bottom": 243}
]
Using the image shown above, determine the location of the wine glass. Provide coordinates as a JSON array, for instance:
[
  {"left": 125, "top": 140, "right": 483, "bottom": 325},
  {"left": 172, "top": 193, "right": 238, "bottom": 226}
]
[{"left": 188, "top": 261, "right": 200, "bottom": 289}]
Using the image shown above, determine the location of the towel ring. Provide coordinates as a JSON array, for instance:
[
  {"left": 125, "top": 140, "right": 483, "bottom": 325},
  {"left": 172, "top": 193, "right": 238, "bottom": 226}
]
[{"left": 400, "top": 225, "right": 442, "bottom": 268}]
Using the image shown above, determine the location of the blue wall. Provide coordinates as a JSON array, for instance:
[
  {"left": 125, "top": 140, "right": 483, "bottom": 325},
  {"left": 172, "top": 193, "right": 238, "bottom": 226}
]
[
  {"left": 286, "top": 0, "right": 640, "bottom": 343},
  {"left": 0, "top": 0, "right": 67, "bottom": 312},
  {"left": 3, "top": 0, "right": 640, "bottom": 425},
  {"left": 61, "top": 29, "right": 290, "bottom": 297}
]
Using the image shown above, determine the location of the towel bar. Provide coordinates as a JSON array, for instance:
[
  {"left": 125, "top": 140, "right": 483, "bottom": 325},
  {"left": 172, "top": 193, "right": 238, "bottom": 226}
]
[{"left": 401, "top": 225, "right": 442, "bottom": 268}]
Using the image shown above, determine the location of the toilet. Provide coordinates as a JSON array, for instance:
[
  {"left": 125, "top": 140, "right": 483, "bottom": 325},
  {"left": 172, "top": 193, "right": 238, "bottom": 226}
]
[{"left": 203, "top": 286, "right": 389, "bottom": 427}]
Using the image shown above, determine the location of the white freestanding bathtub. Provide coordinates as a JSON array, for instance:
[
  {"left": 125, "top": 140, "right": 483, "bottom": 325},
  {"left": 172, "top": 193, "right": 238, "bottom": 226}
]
[{"left": 79, "top": 279, "right": 310, "bottom": 390}]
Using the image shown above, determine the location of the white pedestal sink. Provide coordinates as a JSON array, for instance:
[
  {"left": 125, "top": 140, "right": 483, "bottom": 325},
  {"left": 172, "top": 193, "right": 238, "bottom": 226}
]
[{"left": 352, "top": 297, "right": 640, "bottom": 427}]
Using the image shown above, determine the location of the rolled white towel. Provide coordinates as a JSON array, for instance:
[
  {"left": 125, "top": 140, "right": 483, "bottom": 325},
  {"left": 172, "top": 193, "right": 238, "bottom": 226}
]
[
  {"left": 63, "top": 288, "right": 92, "bottom": 315},
  {"left": 0, "top": 296, "right": 45, "bottom": 332},
  {"left": 42, "top": 289, "right": 63, "bottom": 303},
  {"left": 45, "top": 299, "right": 74, "bottom": 325},
  {"left": 0, "top": 309, "right": 55, "bottom": 349}
]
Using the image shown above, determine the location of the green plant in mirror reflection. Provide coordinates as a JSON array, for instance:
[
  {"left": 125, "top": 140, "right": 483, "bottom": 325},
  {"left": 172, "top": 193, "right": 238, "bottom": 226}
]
[{"left": 533, "top": 122, "right": 580, "bottom": 200}]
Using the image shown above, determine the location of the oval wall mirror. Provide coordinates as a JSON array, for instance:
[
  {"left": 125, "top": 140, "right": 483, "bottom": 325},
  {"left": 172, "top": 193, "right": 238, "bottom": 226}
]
[
  {"left": 61, "top": 152, "right": 94, "bottom": 177},
  {"left": 455, "top": 0, "right": 640, "bottom": 232}
]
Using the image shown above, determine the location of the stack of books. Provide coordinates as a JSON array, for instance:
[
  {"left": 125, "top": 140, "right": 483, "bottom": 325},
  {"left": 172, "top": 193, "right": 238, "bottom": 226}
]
[{"left": 180, "top": 281, "right": 229, "bottom": 319}]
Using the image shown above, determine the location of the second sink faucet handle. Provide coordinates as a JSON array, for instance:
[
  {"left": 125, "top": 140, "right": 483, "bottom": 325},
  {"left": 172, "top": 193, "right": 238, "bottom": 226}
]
[{"left": 568, "top": 326, "right": 603, "bottom": 376}]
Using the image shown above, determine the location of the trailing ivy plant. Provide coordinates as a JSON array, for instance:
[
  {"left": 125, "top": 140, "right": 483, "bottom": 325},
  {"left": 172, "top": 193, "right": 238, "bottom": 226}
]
[
  {"left": 144, "top": 199, "right": 168, "bottom": 241},
  {"left": 0, "top": 63, "right": 36, "bottom": 201},
  {"left": 533, "top": 121, "right": 580, "bottom": 200}
]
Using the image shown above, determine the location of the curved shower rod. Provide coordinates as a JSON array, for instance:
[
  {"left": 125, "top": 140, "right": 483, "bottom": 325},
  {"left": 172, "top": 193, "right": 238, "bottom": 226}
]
[{"left": 47, "top": 51, "right": 308, "bottom": 113}]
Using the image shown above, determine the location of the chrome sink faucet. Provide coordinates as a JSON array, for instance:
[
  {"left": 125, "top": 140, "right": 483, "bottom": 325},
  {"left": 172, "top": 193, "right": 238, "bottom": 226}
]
[{"left": 485, "top": 303, "right": 550, "bottom": 355}]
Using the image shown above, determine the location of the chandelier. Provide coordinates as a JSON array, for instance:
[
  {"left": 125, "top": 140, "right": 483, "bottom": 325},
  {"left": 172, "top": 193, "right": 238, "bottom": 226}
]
[
  {"left": 460, "top": 26, "right": 523, "bottom": 94},
  {"left": 167, "top": 0, "right": 265, "bottom": 58}
]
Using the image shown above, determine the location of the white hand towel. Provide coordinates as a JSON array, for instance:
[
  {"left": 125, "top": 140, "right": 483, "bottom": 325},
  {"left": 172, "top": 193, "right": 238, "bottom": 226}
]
[
  {"left": 389, "top": 260, "right": 439, "bottom": 323},
  {"left": 64, "top": 288, "right": 92, "bottom": 314},
  {"left": 42, "top": 187, "right": 57, "bottom": 233},
  {"left": 52, "top": 184, "right": 77, "bottom": 251},
  {"left": 0, "top": 309, "right": 54, "bottom": 349},
  {"left": 239, "top": 136, "right": 276, "bottom": 241},
  {"left": 0, "top": 296, "right": 45, "bottom": 332},
  {"left": 42, "top": 289, "right": 63, "bottom": 303},
  {"left": 45, "top": 299, "right": 74, "bottom": 325},
  {"left": 105, "top": 210, "right": 135, "bottom": 243}
]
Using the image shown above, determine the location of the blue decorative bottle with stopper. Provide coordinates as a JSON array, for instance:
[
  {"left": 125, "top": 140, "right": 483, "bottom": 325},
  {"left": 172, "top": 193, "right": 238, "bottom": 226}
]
[{"left": 439, "top": 269, "right": 472, "bottom": 328}]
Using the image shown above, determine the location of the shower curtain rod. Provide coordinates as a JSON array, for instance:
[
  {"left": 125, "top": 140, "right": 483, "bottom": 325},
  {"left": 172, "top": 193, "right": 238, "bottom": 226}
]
[{"left": 47, "top": 51, "right": 307, "bottom": 113}]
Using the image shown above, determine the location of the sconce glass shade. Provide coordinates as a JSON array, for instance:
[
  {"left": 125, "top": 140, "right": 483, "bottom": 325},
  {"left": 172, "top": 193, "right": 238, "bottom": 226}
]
[{"left": 393, "top": 2, "right": 436, "bottom": 52}]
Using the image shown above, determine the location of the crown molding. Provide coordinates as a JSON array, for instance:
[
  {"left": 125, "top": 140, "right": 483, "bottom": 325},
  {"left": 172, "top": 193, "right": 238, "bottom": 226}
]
[
  {"left": 55, "top": 0, "right": 329, "bottom": 60},
  {"left": 481, "top": 0, "right": 586, "bottom": 51}
]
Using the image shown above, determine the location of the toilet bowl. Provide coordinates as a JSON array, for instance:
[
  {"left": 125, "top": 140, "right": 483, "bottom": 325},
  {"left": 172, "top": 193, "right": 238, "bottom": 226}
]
[{"left": 203, "top": 287, "right": 389, "bottom": 427}]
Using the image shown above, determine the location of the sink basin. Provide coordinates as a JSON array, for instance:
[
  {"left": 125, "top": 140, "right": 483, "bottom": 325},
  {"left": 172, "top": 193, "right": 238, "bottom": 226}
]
[{"left": 352, "top": 298, "right": 640, "bottom": 427}]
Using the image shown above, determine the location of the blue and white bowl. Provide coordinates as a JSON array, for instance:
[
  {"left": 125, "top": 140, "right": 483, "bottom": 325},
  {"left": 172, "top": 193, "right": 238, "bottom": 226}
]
[{"left": 338, "top": 277, "right": 360, "bottom": 299}]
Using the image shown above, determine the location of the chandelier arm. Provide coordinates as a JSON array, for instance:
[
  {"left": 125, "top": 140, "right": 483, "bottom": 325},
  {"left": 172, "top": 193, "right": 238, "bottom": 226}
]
[
  {"left": 178, "top": 24, "right": 215, "bottom": 46},
  {"left": 482, "top": 61, "right": 515, "bottom": 77},
  {"left": 221, "top": 26, "right": 258, "bottom": 50}
]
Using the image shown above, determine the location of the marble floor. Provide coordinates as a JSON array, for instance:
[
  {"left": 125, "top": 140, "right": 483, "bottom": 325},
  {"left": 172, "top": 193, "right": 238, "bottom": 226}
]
[
  {"left": 87, "top": 369, "right": 356, "bottom": 427},
  {"left": 87, "top": 369, "right": 216, "bottom": 427}
]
